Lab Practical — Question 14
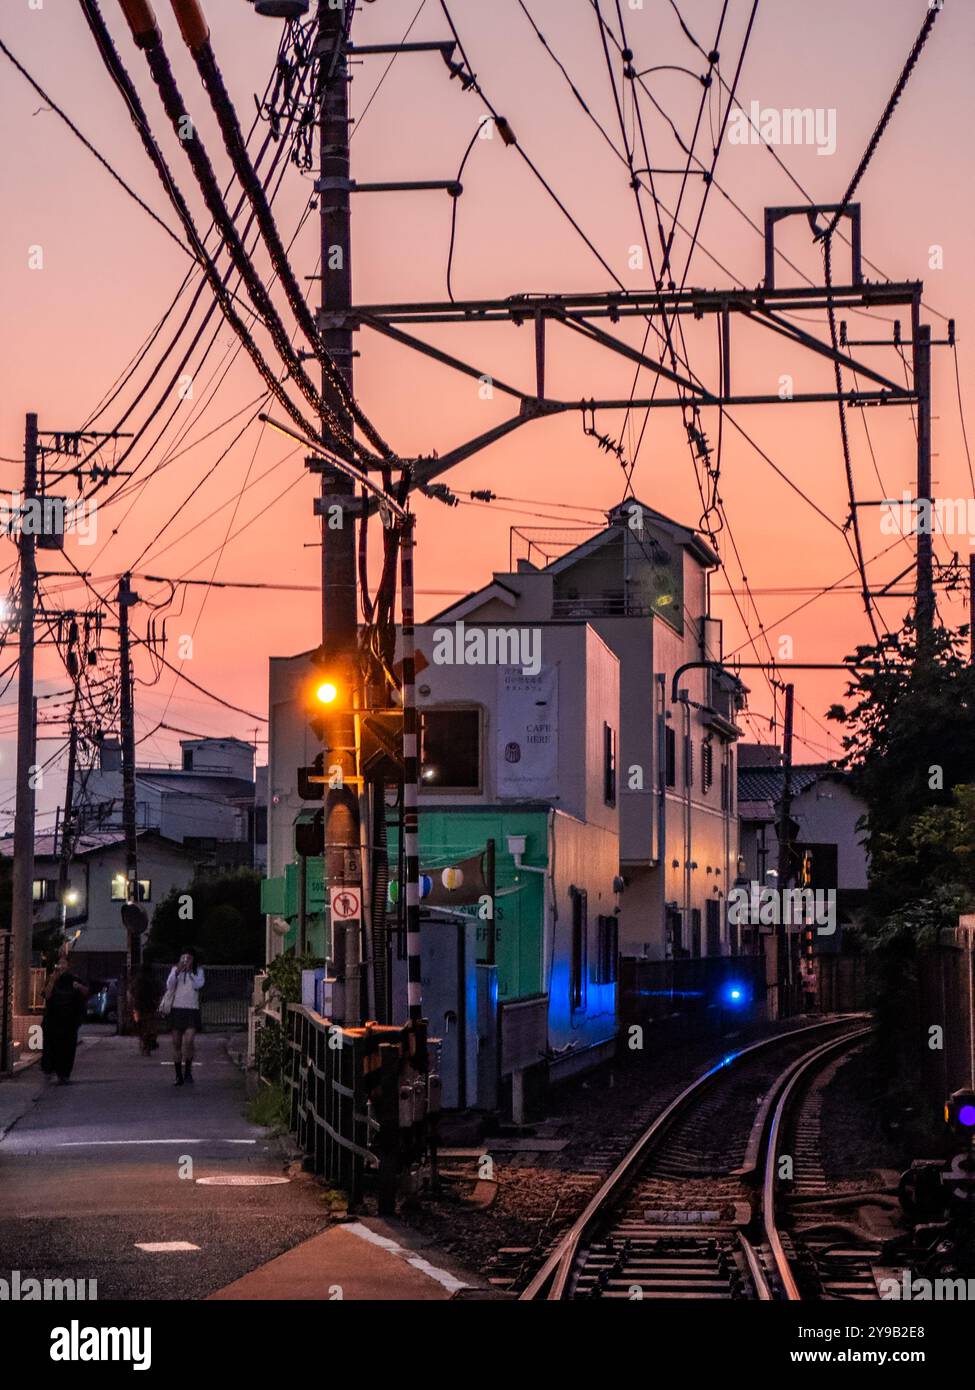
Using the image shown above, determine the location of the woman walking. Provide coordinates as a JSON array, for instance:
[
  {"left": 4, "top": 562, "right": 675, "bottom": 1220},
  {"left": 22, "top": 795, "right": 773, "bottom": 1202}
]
[
  {"left": 41, "top": 967, "right": 88, "bottom": 1083},
  {"left": 163, "top": 951, "right": 205, "bottom": 1086}
]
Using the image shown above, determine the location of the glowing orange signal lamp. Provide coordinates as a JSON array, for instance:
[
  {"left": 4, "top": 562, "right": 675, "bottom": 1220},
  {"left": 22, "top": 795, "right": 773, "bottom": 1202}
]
[{"left": 314, "top": 680, "right": 339, "bottom": 707}]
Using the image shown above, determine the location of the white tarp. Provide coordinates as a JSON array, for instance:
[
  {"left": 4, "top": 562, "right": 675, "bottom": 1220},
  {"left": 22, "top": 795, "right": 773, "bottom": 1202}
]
[{"left": 496, "top": 665, "right": 558, "bottom": 798}]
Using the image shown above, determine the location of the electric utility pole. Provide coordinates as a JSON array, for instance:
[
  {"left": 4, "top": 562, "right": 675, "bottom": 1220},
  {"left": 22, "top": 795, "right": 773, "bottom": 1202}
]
[
  {"left": 775, "top": 683, "right": 795, "bottom": 1020},
  {"left": 315, "top": 0, "right": 363, "bottom": 1025},
  {"left": 117, "top": 573, "right": 143, "bottom": 1006},
  {"left": 914, "top": 322, "right": 934, "bottom": 640},
  {"left": 11, "top": 413, "right": 38, "bottom": 1021}
]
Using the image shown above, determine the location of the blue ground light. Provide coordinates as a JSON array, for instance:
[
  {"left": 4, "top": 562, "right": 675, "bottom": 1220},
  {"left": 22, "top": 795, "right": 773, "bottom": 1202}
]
[{"left": 721, "top": 981, "right": 750, "bottom": 1008}]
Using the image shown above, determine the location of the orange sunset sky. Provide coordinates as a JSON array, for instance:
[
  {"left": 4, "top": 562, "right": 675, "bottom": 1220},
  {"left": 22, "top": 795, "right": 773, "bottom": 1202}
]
[{"left": 1, "top": 0, "right": 972, "bottom": 831}]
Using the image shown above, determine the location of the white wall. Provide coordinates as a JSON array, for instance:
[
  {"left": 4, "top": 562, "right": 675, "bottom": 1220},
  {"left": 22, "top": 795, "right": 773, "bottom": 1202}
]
[{"left": 44, "top": 841, "right": 197, "bottom": 958}]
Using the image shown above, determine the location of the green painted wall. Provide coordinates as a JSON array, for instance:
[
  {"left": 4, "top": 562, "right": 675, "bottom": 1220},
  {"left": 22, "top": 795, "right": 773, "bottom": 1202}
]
[
  {"left": 264, "top": 808, "right": 547, "bottom": 1002},
  {"left": 387, "top": 808, "right": 547, "bottom": 1002}
]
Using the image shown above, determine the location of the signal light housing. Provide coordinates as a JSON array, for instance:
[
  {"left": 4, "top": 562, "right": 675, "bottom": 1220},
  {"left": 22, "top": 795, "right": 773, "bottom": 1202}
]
[{"left": 945, "top": 1088, "right": 975, "bottom": 1136}]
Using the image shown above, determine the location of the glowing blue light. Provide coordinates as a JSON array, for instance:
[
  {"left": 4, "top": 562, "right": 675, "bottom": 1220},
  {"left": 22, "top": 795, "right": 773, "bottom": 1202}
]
[
  {"left": 721, "top": 980, "right": 749, "bottom": 1008},
  {"left": 959, "top": 1104, "right": 975, "bottom": 1128}
]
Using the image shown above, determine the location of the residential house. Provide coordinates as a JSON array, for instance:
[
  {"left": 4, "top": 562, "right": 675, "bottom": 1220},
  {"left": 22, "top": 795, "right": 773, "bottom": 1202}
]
[
  {"left": 0, "top": 829, "right": 198, "bottom": 984},
  {"left": 737, "top": 743, "right": 869, "bottom": 944},
  {"left": 74, "top": 735, "right": 266, "bottom": 871}
]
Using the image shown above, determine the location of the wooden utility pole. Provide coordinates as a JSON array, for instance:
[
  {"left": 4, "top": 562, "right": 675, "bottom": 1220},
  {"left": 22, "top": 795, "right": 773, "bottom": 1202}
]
[
  {"left": 11, "top": 413, "right": 38, "bottom": 1020},
  {"left": 914, "top": 323, "right": 934, "bottom": 639},
  {"left": 315, "top": 0, "right": 363, "bottom": 1025},
  {"left": 775, "top": 683, "right": 796, "bottom": 1018},
  {"left": 117, "top": 574, "right": 143, "bottom": 997}
]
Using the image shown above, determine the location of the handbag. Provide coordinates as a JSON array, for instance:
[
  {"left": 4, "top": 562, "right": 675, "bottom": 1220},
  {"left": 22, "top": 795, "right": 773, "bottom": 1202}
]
[{"left": 158, "top": 982, "right": 176, "bottom": 1017}]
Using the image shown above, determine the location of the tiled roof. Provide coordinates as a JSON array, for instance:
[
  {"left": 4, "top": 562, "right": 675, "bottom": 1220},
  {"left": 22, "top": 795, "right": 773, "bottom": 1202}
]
[
  {"left": 0, "top": 828, "right": 185, "bottom": 859},
  {"left": 737, "top": 764, "right": 844, "bottom": 806}
]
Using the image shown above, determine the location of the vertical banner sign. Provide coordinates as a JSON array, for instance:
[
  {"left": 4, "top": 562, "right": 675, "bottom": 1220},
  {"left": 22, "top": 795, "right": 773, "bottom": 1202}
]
[{"left": 497, "top": 666, "right": 558, "bottom": 798}]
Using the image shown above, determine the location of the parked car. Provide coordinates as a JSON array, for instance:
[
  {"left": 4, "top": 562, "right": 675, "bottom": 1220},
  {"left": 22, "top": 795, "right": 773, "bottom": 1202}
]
[{"left": 85, "top": 978, "right": 119, "bottom": 1024}]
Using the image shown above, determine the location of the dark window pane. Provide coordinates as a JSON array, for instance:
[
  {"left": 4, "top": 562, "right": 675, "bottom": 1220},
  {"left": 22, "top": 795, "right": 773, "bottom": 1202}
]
[
  {"left": 420, "top": 708, "right": 480, "bottom": 789},
  {"left": 603, "top": 723, "right": 617, "bottom": 806},
  {"left": 706, "top": 898, "right": 721, "bottom": 956},
  {"left": 570, "top": 888, "right": 587, "bottom": 1009},
  {"left": 665, "top": 726, "right": 676, "bottom": 788}
]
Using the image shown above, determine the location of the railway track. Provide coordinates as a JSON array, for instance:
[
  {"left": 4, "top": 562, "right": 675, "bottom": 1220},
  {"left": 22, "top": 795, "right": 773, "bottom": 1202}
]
[{"left": 521, "top": 1017, "right": 880, "bottom": 1301}]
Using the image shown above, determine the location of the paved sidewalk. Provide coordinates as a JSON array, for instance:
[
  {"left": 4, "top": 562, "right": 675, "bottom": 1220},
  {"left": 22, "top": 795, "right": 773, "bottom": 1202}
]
[
  {"left": 207, "top": 1218, "right": 473, "bottom": 1301},
  {"left": 1, "top": 1027, "right": 483, "bottom": 1301}
]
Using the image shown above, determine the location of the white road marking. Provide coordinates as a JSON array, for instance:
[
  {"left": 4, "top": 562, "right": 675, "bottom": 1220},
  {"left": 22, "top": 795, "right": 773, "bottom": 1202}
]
[
  {"left": 135, "top": 1241, "right": 200, "bottom": 1253},
  {"left": 343, "top": 1221, "right": 469, "bottom": 1293},
  {"left": 56, "top": 1138, "right": 258, "bottom": 1147},
  {"left": 195, "top": 1175, "right": 290, "bottom": 1186}
]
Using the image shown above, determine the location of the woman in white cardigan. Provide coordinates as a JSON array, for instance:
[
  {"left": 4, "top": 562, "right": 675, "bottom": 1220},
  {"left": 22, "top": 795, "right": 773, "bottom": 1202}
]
[{"left": 164, "top": 950, "right": 205, "bottom": 1086}]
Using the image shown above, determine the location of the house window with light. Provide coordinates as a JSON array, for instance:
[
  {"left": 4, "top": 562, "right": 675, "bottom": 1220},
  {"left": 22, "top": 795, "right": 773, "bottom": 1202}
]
[{"left": 110, "top": 876, "right": 151, "bottom": 903}]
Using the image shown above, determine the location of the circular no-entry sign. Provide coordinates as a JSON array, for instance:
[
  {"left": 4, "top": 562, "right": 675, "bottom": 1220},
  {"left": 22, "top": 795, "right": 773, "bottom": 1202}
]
[{"left": 330, "top": 887, "right": 362, "bottom": 920}]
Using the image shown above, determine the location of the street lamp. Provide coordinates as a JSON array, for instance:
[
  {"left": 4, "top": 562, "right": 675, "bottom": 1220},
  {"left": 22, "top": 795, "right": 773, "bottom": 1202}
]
[{"left": 61, "top": 887, "right": 80, "bottom": 935}]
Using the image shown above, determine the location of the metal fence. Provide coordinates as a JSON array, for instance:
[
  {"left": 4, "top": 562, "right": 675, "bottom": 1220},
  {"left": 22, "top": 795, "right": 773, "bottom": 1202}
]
[
  {"left": 150, "top": 963, "right": 256, "bottom": 1030},
  {"left": 817, "top": 953, "right": 871, "bottom": 1014},
  {"left": 621, "top": 954, "right": 768, "bottom": 1042},
  {"left": 282, "top": 1005, "right": 433, "bottom": 1210},
  {"left": 917, "top": 925, "right": 975, "bottom": 1103}
]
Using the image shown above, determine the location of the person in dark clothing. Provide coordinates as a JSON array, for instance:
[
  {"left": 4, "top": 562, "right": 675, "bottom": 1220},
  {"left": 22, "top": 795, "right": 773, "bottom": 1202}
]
[
  {"left": 41, "top": 970, "right": 87, "bottom": 1083},
  {"left": 131, "top": 966, "right": 161, "bottom": 1056}
]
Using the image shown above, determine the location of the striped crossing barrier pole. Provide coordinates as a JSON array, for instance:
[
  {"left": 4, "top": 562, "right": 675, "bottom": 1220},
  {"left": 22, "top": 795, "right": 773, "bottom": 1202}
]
[{"left": 399, "top": 511, "right": 423, "bottom": 1023}]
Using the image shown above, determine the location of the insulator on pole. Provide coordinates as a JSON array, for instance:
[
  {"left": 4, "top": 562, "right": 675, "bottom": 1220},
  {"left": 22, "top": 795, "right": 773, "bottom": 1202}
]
[
  {"left": 169, "top": 0, "right": 210, "bottom": 51},
  {"left": 117, "top": 0, "right": 161, "bottom": 46}
]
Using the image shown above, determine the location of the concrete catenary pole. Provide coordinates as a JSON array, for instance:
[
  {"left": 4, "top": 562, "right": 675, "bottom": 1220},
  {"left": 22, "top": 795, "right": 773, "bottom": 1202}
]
[{"left": 317, "top": 0, "right": 363, "bottom": 1024}]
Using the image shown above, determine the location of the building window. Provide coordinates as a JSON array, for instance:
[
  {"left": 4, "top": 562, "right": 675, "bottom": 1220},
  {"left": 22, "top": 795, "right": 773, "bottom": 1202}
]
[
  {"left": 570, "top": 886, "right": 588, "bottom": 1011},
  {"left": 603, "top": 723, "right": 617, "bottom": 806},
  {"left": 684, "top": 735, "right": 694, "bottom": 789},
  {"left": 182, "top": 749, "right": 193, "bottom": 771},
  {"left": 720, "top": 759, "right": 729, "bottom": 811},
  {"left": 690, "top": 908, "right": 702, "bottom": 958},
  {"left": 706, "top": 898, "right": 722, "bottom": 957},
  {"left": 420, "top": 708, "right": 480, "bottom": 790},
  {"left": 593, "top": 914, "right": 618, "bottom": 984},
  {"left": 110, "top": 877, "right": 151, "bottom": 903},
  {"left": 664, "top": 725, "right": 676, "bottom": 788},
  {"left": 667, "top": 905, "right": 684, "bottom": 957},
  {"left": 701, "top": 739, "right": 714, "bottom": 793},
  {"left": 32, "top": 878, "right": 56, "bottom": 904}
]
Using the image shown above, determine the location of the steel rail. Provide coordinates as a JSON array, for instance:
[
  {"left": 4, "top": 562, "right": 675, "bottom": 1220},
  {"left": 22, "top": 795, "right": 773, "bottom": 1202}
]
[
  {"left": 520, "top": 1015, "right": 868, "bottom": 1301},
  {"left": 762, "top": 1025, "right": 874, "bottom": 1300}
]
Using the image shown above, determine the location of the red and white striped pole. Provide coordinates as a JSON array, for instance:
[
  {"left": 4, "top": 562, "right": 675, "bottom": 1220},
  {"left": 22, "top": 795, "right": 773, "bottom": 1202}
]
[{"left": 399, "top": 511, "right": 422, "bottom": 1022}]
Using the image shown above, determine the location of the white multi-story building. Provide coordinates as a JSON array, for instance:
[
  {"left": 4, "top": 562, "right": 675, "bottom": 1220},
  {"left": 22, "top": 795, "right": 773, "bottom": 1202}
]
[
  {"left": 263, "top": 501, "right": 747, "bottom": 1106},
  {"left": 432, "top": 500, "right": 745, "bottom": 961},
  {"left": 74, "top": 736, "right": 265, "bottom": 871}
]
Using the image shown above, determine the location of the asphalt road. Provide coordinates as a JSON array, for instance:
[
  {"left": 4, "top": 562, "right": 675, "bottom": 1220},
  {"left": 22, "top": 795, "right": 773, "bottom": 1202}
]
[{"left": 0, "top": 1029, "right": 332, "bottom": 1300}]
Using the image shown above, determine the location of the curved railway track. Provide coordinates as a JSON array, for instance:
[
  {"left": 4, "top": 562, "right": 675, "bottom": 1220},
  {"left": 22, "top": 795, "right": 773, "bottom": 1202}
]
[{"left": 521, "top": 1017, "right": 880, "bottom": 1301}]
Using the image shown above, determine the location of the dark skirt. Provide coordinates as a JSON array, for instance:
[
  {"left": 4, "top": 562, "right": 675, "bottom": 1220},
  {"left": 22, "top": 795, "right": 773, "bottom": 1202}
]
[
  {"left": 41, "top": 991, "right": 84, "bottom": 1079},
  {"left": 170, "top": 1007, "right": 202, "bottom": 1032}
]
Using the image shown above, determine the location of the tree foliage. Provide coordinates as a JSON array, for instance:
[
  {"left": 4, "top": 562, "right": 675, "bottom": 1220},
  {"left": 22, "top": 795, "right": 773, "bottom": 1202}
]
[
  {"left": 827, "top": 619, "right": 975, "bottom": 923},
  {"left": 145, "top": 869, "right": 264, "bottom": 966}
]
